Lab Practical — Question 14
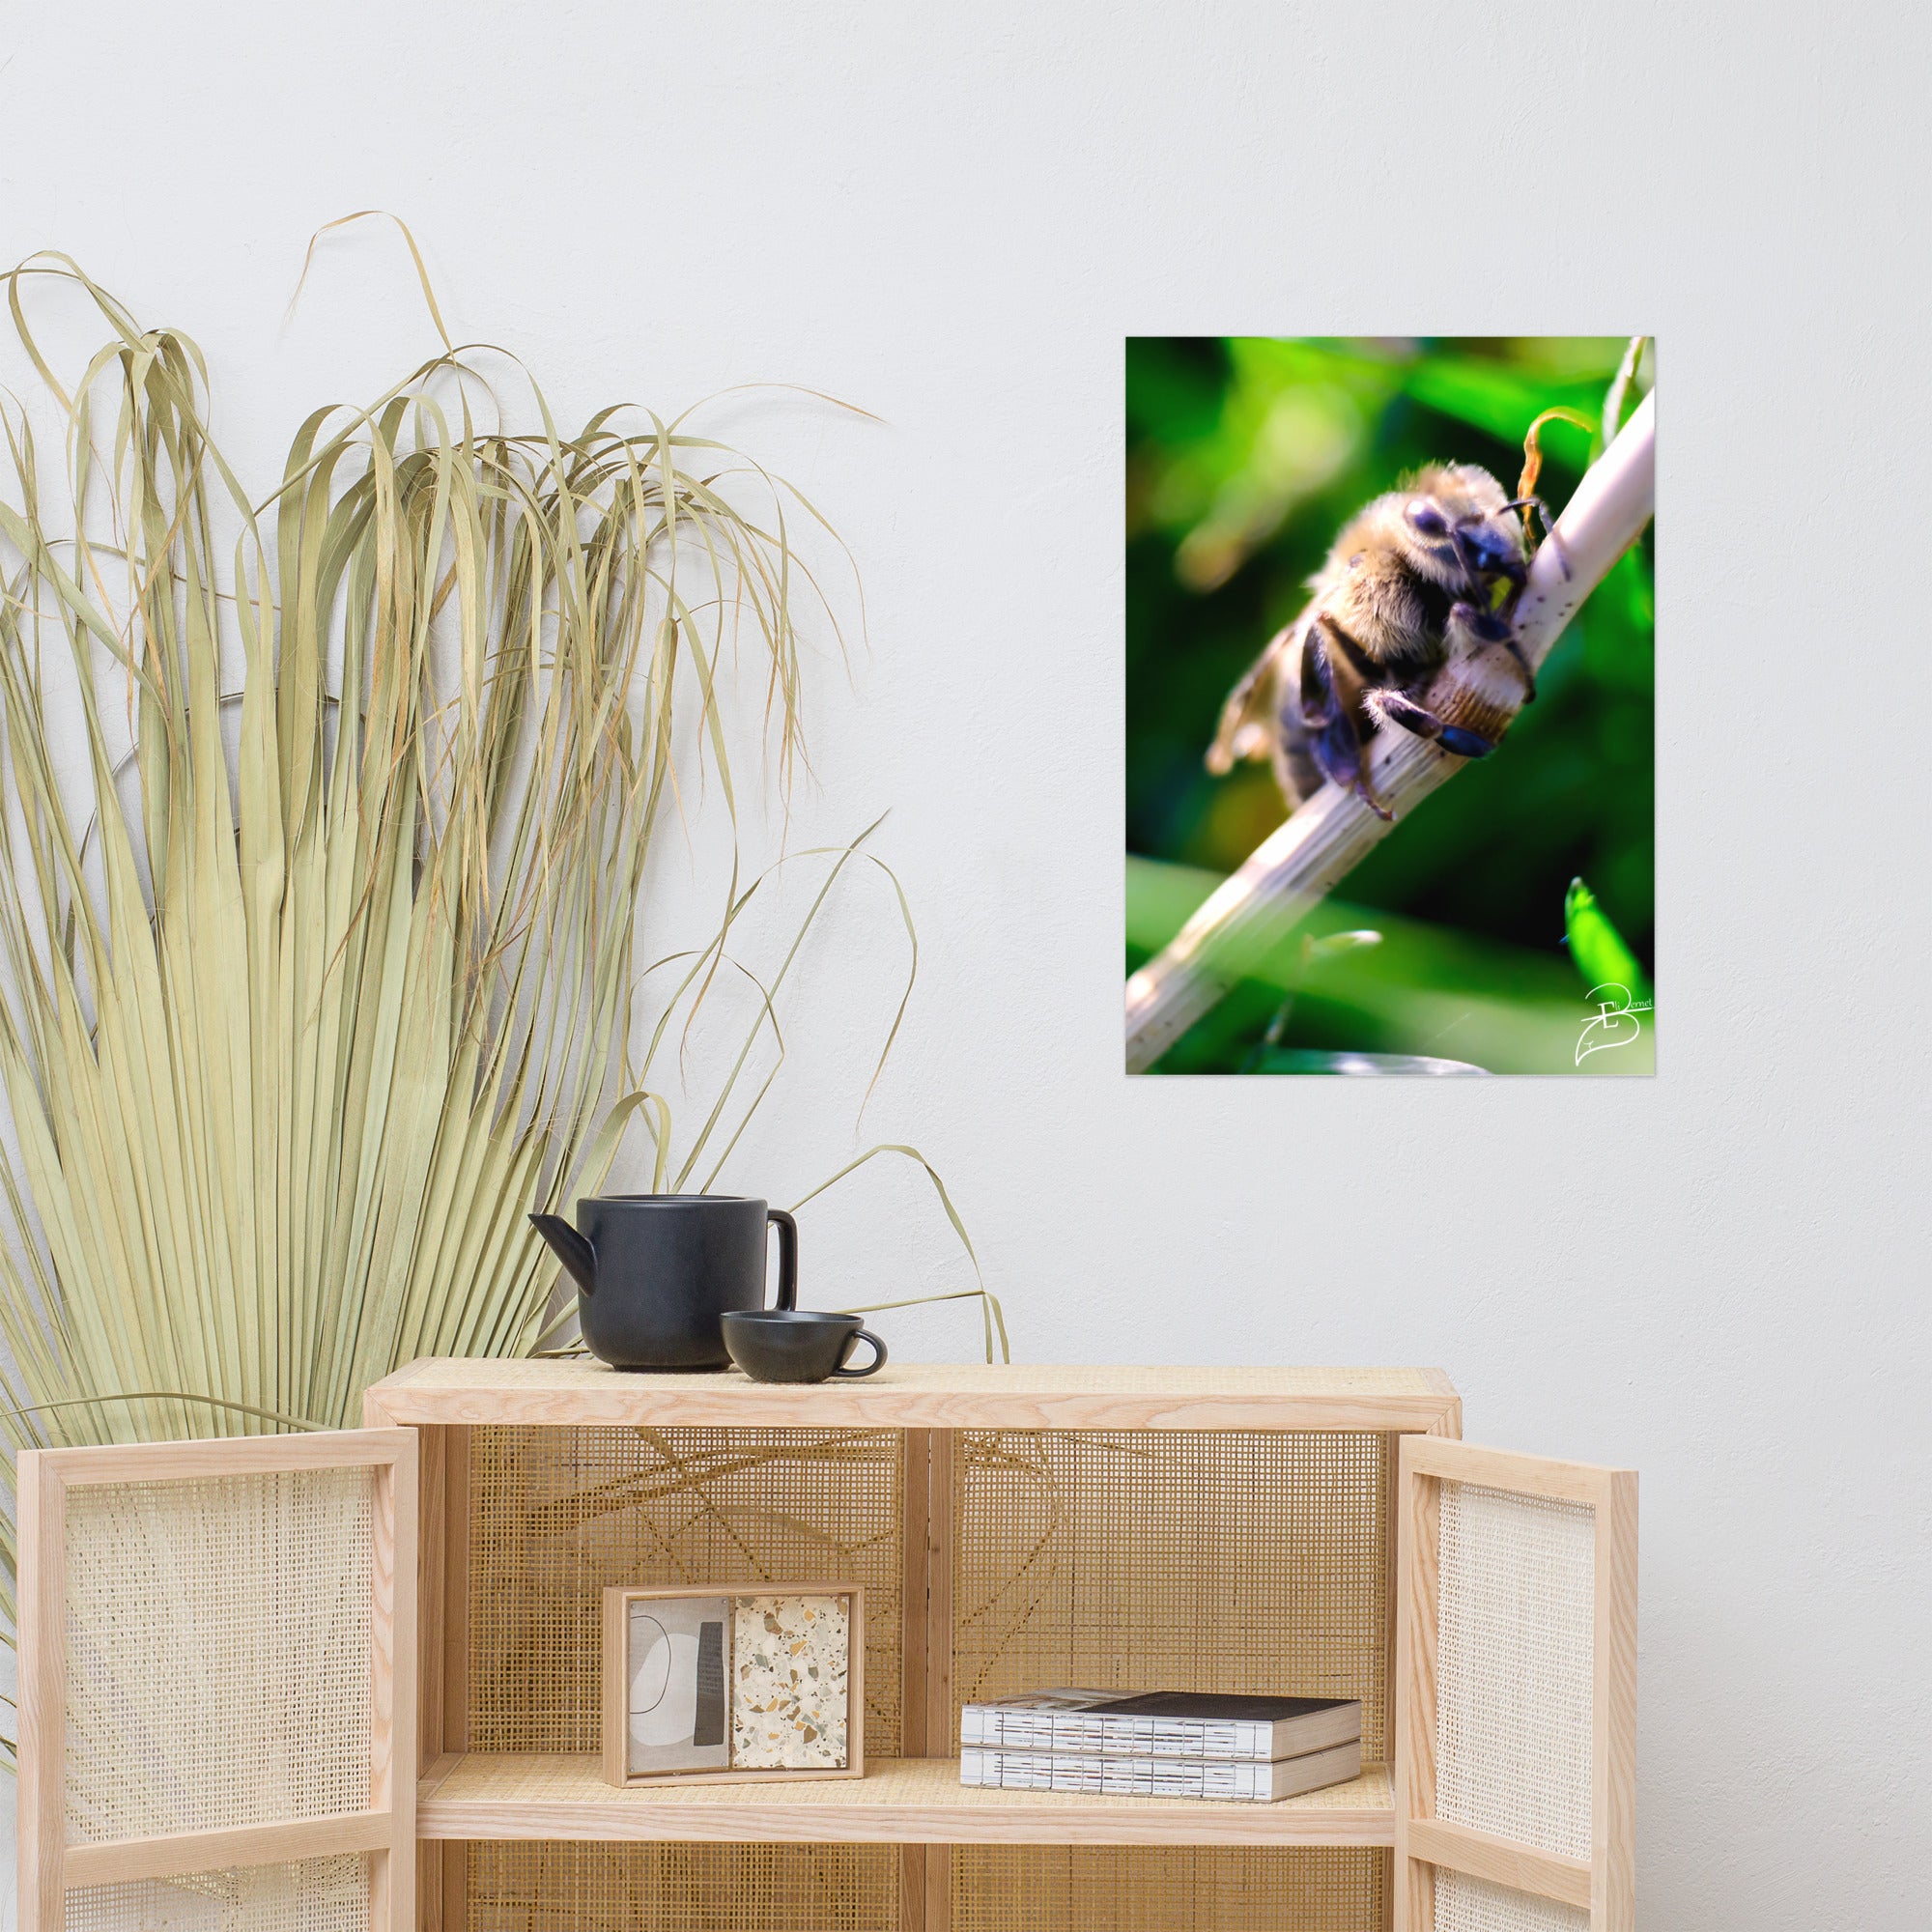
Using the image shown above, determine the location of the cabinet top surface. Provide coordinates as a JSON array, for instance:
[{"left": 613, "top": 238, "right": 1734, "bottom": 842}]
[{"left": 364, "top": 1357, "right": 1459, "bottom": 1431}]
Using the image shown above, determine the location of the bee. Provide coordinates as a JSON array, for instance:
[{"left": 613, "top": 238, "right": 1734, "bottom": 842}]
[{"left": 1206, "top": 464, "right": 1545, "bottom": 818}]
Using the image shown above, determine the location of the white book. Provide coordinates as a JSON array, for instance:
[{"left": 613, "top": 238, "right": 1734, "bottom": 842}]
[
  {"left": 958, "top": 1689, "right": 1361, "bottom": 1762},
  {"left": 958, "top": 1737, "right": 1363, "bottom": 1804}
]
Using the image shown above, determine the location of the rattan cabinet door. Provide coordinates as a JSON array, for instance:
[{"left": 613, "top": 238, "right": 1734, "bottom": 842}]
[
  {"left": 1393, "top": 1439, "right": 1636, "bottom": 1932},
  {"left": 16, "top": 1429, "right": 417, "bottom": 1932}
]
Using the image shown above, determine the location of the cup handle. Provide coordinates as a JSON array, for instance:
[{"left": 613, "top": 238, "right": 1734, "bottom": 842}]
[
  {"left": 832, "top": 1328, "right": 887, "bottom": 1378},
  {"left": 767, "top": 1208, "right": 798, "bottom": 1311}
]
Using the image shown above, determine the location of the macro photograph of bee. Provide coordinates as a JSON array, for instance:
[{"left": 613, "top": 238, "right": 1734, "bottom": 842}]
[{"left": 1125, "top": 337, "right": 1656, "bottom": 1076}]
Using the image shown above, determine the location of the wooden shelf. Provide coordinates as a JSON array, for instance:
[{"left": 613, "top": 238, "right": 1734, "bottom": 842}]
[
  {"left": 416, "top": 1753, "right": 1395, "bottom": 1848},
  {"left": 366, "top": 1357, "right": 1461, "bottom": 1434}
]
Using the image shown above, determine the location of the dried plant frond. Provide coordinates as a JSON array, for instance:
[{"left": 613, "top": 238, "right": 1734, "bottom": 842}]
[{"left": 0, "top": 252, "right": 943, "bottom": 1747}]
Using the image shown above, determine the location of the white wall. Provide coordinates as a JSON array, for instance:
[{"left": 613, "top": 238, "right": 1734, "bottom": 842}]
[{"left": 5, "top": 3, "right": 1928, "bottom": 1924}]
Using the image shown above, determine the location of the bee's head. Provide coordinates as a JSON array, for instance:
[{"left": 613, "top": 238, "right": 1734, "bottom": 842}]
[{"left": 1395, "top": 465, "right": 1525, "bottom": 586}]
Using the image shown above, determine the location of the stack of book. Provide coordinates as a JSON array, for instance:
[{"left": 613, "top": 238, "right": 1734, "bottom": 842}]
[{"left": 958, "top": 1689, "right": 1361, "bottom": 1803}]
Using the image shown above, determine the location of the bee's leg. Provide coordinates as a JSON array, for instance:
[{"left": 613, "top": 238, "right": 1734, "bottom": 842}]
[
  {"left": 1451, "top": 599, "right": 1536, "bottom": 702},
  {"left": 1506, "top": 639, "right": 1538, "bottom": 698},
  {"left": 1366, "top": 688, "right": 1495, "bottom": 762},
  {"left": 1314, "top": 723, "right": 1391, "bottom": 819},
  {"left": 1538, "top": 520, "right": 1573, "bottom": 582},
  {"left": 1301, "top": 617, "right": 1392, "bottom": 819},
  {"left": 1529, "top": 498, "right": 1568, "bottom": 571},
  {"left": 1271, "top": 701, "right": 1325, "bottom": 806}
]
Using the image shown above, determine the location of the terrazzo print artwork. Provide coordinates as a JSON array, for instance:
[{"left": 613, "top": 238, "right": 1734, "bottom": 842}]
[{"left": 730, "top": 1594, "right": 851, "bottom": 1769}]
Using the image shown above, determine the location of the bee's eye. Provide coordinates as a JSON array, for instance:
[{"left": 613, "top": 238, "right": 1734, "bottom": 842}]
[{"left": 1406, "top": 499, "right": 1450, "bottom": 538}]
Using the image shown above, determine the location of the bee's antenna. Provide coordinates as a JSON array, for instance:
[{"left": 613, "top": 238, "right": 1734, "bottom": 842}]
[{"left": 1496, "top": 495, "right": 1558, "bottom": 541}]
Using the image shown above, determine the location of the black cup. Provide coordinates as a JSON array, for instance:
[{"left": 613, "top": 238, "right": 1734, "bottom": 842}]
[{"left": 721, "top": 1310, "right": 888, "bottom": 1383}]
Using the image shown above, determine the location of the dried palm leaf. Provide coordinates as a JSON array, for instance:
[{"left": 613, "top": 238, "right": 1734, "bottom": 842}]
[{"left": 0, "top": 243, "right": 996, "bottom": 1766}]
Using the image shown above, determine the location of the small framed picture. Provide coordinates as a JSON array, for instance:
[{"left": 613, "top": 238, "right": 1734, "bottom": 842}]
[{"left": 601, "top": 1583, "right": 865, "bottom": 1787}]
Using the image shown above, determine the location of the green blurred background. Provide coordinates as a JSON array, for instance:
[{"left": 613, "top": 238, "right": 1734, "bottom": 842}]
[{"left": 1125, "top": 336, "right": 1655, "bottom": 1075}]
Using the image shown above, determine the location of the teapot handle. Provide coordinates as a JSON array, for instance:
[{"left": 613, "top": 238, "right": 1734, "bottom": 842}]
[{"left": 767, "top": 1208, "right": 799, "bottom": 1311}]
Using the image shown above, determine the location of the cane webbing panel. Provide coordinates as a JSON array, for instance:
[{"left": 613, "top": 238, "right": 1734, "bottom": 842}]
[
  {"left": 468, "top": 1426, "right": 902, "bottom": 1756},
  {"left": 1435, "top": 1481, "right": 1595, "bottom": 1861},
  {"left": 1434, "top": 1869, "right": 1590, "bottom": 1932},
  {"left": 466, "top": 1841, "right": 897, "bottom": 1932},
  {"left": 62, "top": 1469, "right": 375, "bottom": 1842},
  {"left": 952, "top": 1431, "right": 1392, "bottom": 1759},
  {"left": 952, "top": 1847, "right": 1387, "bottom": 1931},
  {"left": 63, "top": 1855, "right": 370, "bottom": 1932}
]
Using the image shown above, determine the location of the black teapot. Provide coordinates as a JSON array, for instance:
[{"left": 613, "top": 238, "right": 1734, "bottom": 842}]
[{"left": 529, "top": 1194, "right": 798, "bottom": 1371}]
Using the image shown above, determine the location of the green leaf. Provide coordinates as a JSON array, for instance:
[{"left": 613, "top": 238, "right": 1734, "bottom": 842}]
[
  {"left": 1404, "top": 359, "right": 1600, "bottom": 450},
  {"left": 1564, "top": 877, "right": 1651, "bottom": 1000}
]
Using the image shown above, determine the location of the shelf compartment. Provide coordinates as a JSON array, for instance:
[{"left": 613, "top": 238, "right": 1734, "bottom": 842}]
[
  {"left": 464, "top": 1424, "right": 907, "bottom": 1758},
  {"left": 951, "top": 1428, "right": 1394, "bottom": 1761},
  {"left": 416, "top": 1754, "right": 1394, "bottom": 1848}
]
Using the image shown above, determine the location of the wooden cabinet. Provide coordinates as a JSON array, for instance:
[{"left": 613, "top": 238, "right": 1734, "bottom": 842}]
[
  {"left": 15, "top": 1430, "right": 417, "bottom": 1932},
  {"left": 17, "top": 1363, "right": 1634, "bottom": 1932}
]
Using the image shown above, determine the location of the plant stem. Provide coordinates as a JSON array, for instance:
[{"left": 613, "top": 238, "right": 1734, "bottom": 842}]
[{"left": 1124, "top": 390, "right": 1656, "bottom": 1073}]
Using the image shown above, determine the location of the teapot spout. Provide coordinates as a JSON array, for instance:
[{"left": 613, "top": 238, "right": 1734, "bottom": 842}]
[{"left": 529, "top": 1213, "right": 598, "bottom": 1295}]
